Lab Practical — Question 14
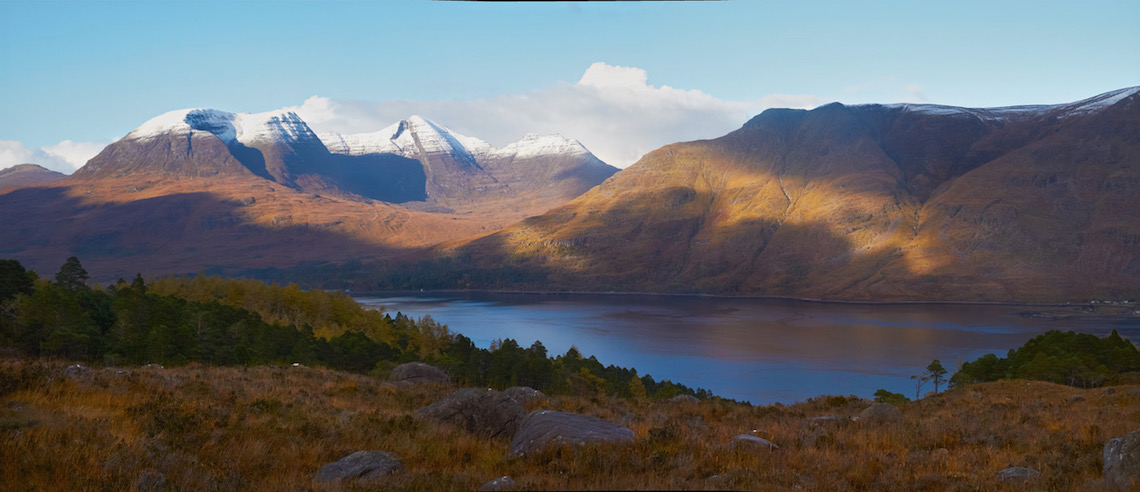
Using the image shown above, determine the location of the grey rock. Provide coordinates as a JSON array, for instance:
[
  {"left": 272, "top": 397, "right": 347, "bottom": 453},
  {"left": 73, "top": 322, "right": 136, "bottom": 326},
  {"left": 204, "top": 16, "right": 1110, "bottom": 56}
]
[
  {"left": 859, "top": 403, "right": 904, "bottom": 424},
  {"left": 389, "top": 362, "right": 449, "bottom": 384},
  {"left": 1068, "top": 394, "right": 1086, "bottom": 403},
  {"left": 1101, "top": 387, "right": 1117, "bottom": 396},
  {"left": 996, "top": 466, "right": 1040, "bottom": 482},
  {"left": 730, "top": 434, "right": 779, "bottom": 450},
  {"left": 669, "top": 394, "right": 699, "bottom": 404},
  {"left": 1105, "top": 429, "right": 1140, "bottom": 488},
  {"left": 509, "top": 410, "right": 634, "bottom": 456},
  {"left": 503, "top": 386, "right": 546, "bottom": 405},
  {"left": 416, "top": 388, "right": 526, "bottom": 438},
  {"left": 1129, "top": 389, "right": 1140, "bottom": 397},
  {"left": 479, "top": 475, "right": 517, "bottom": 491},
  {"left": 315, "top": 451, "right": 403, "bottom": 484}
]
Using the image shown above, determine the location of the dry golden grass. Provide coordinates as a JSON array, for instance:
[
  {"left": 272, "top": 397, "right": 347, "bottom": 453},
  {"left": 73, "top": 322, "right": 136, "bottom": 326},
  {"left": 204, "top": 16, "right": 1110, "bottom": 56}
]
[{"left": 2, "top": 358, "right": 1137, "bottom": 491}]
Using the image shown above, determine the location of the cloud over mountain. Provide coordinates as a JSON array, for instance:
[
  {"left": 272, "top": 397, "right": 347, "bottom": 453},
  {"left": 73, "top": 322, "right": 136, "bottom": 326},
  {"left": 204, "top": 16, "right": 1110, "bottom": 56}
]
[
  {"left": 289, "top": 62, "right": 823, "bottom": 168},
  {"left": 0, "top": 139, "right": 107, "bottom": 174}
]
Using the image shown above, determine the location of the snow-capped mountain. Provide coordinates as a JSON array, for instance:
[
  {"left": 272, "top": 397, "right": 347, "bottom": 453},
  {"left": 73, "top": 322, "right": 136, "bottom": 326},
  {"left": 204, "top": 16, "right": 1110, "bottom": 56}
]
[
  {"left": 70, "top": 108, "right": 618, "bottom": 214},
  {"left": 319, "top": 116, "right": 590, "bottom": 163},
  {"left": 125, "top": 108, "right": 323, "bottom": 147}
]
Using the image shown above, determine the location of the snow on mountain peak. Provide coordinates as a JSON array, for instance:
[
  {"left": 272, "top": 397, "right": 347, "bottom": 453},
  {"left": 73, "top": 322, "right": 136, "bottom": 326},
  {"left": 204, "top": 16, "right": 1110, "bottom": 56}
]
[
  {"left": 494, "top": 133, "right": 589, "bottom": 159},
  {"left": 126, "top": 108, "right": 318, "bottom": 146},
  {"left": 319, "top": 116, "right": 492, "bottom": 159},
  {"left": 874, "top": 86, "right": 1140, "bottom": 122}
]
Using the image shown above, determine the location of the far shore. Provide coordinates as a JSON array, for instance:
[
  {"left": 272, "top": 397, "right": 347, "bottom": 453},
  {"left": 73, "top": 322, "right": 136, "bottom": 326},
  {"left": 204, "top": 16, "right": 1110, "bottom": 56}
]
[{"left": 347, "top": 288, "right": 1136, "bottom": 310}]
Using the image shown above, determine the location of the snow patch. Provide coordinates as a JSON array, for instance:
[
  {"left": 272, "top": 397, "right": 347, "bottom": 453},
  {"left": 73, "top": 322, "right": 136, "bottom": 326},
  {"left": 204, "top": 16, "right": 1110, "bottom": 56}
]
[{"left": 874, "top": 86, "right": 1140, "bottom": 121}]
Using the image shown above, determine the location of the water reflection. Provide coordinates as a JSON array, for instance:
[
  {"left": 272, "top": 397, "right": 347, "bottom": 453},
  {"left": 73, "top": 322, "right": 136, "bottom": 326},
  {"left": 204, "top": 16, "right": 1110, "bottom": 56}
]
[{"left": 354, "top": 293, "right": 1140, "bottom": 405}]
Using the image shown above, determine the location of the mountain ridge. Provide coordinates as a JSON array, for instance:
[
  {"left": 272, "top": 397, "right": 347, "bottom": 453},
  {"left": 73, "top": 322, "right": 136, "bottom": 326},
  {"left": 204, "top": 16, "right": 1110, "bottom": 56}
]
[{"left": 390, "top": 86, "right": 1140, "bottom": 302}]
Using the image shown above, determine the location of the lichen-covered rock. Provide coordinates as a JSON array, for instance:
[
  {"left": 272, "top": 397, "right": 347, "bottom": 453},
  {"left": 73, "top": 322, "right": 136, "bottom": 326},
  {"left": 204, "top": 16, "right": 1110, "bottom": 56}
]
[
  {"left": 859, "top": 403, "right": 904, "bottom": 424},
  {"left": 416, "top": 388, "right": 525, "bottom": 438},
  {"left": 478, "top": 475, "right": 517, "bottom": 491},
  {"left": 315, "top": 451, "right": 403, "bottom": 484},
  {"left": 389, "top": 362, "right": 449, "bottom": 384},
  {"left": 508, "top": 410, "right": 634, "bottom": 456},
  {"left": 730, "top": 434, "right": 779, "bottom": 450},
  {"left": 503, "top": 386, "right": 546, "bottom": 405},
  {"left": 1105, "top": 429, "right": 1140, "bottom": 488},
  {"left": 996, "top": 466, "right": 1040, "bottom": 482}
]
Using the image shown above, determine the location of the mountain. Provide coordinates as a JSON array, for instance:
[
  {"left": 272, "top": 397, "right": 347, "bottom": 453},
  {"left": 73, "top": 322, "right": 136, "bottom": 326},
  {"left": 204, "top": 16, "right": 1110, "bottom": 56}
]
[
  {"left": 0, "top": 110, "right": 615, "bottom": 281},
  {"left": 319, "top": 117, "right": 617, "bottom": 214},
  {"left": 420, "top": 87, "right": 1140, "bottom": 302},
  {"left": 0, "top": 164, "right": 65, "bottom": 190}
]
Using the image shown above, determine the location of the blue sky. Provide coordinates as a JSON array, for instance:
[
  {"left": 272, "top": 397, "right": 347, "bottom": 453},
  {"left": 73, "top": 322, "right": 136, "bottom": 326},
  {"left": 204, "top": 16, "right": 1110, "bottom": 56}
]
[{"left": 1, "top": 0, "right": 1137, "bottom": 171}]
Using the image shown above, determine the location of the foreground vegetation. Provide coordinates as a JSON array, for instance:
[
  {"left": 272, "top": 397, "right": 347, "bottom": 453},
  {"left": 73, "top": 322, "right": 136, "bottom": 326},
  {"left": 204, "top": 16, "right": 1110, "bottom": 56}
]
[
  {"left": 2, "top": 358, "right": 1137, "bottom": 490},
  {"left": 0, "top": 258, "right": 704, "bottom": 399}
]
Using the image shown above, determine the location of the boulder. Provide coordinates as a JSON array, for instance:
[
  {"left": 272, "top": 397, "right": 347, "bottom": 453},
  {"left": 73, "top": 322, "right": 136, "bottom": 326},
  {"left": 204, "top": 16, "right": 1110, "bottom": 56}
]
[
  {"left": 389, "top": 362, "right": 449, "bottom": 384},
  {"left": 315, "top": 451, "right": 403, "bottom": 484},
  {"left": 1068, "top": 394, "right": 1086, "bottom": 403},
  {"left": 479, "top": 475, "right": 517, "bottom": 491},
  {"left": 996, "top": 466, "right": 1040, "bottom": 482},
  {"left": 859, "top": 403, "right": 904, "bottom": 424},
  {"left": 503, "top": 386, "right": 546, "bottom": 405},
  {"left": 509, "top": 410, "right": 634, "bottom": 456},
  {"left": 416, "top": 388, "right": 526, "bottom": 438},
  {"left": 730, "top": 434, "right": 779, "bottom": 450},
  {"left": 1105, "top": 429, "right": 1140, "bottom": 488},
  {"left": 669, "top": 394, "right": 699, "bottom": 404}
]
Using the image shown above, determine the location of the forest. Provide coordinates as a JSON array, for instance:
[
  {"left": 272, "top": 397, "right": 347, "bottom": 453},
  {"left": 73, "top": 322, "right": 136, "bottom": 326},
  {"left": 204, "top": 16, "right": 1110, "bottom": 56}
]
[{"left": 0, "top": 257, "right": 708, "bottom": 400}]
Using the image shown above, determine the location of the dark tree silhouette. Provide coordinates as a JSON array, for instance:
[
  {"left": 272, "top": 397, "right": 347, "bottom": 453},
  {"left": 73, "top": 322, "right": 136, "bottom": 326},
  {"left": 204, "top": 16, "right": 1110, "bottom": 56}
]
[{"left": 54, "top": 256, "right": 89, "bottom": 291}]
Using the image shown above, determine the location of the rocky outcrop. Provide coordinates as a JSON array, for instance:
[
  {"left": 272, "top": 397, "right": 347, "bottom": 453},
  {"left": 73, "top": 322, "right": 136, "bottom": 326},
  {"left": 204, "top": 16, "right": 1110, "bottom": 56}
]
[
  {"left": 1105, "top": 429, "right": 1140, "bottom": 488},
  {"left": 503, "top": 386, "right": 546, "bottom": 405},
  {"left": 669, "top": 394, "right": 699, "bottom": 404},
  {"left": 996, "top": 466, "right": 1040, "bottom": 482},
  {"left": 478, "top": 475, "right": 517, "bottom": 491},
  {"left": 389, "top": 362, "right": 449, "bottom": 384},
  {"left": 859, "top": 403, "right": 904, "bottom": 424},
  {"left": 730, "top": 434, "right": 779, "bottom": 450},
  {"left": 416, "top": 388, "right": 526, "bottom": 438},
  {"left": 315, "top": 450, "right": 403, "bottom": 485},
  {"left": 508, "top": 410, "right": 635, "bottom": 456}
]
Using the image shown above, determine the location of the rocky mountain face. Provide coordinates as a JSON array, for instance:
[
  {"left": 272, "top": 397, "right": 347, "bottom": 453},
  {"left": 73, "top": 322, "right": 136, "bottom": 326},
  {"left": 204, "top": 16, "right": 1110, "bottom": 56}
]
[
  {"left": 436, "top": 87, "right": 1140, "bottom": 302},
  {"left": 0, "top": 110, "right": 616, "bottom": 281},
  {"left": 0, "top": 164, "right": 65, "bottom": 190}
]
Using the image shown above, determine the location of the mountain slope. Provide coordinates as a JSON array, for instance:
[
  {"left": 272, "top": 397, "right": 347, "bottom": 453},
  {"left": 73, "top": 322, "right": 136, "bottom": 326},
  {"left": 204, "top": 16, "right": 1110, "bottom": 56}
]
[
  {"left": 0, "top": 164, "right": 65, "bottom": 190},
  {"left": 432, "top": 87, "right": 1140, "bottom": 302}
]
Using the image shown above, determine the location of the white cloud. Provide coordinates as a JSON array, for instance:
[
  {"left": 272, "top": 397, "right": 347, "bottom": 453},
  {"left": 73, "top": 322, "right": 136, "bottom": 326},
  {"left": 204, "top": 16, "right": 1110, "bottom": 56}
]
[
  {"left": 288, "top": 62, "right": 823, "bottom": 168},
  {"left": 0, "top": 139, "right": 106, "bottom": 174}
]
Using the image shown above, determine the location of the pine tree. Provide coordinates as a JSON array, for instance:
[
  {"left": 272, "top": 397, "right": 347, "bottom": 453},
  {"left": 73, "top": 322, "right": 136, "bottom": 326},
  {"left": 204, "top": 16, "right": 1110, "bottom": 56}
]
[
  {"left": 927, "top": 359, "right": 948, "bottom": 393},
  {"left": 54, "top": 256, "right": 89, "bottom": 291}
]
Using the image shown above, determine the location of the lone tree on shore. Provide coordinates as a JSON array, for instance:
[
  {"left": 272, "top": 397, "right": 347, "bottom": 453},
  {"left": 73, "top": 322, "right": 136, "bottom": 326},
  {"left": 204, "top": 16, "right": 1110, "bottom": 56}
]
[{"left": 927, "top": 359, "right": 948, "bottom": 393}]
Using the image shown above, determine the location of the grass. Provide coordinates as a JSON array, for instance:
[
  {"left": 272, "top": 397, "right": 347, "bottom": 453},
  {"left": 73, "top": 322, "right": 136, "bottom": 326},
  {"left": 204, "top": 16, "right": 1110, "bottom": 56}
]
[{"left": 2, "top": 358, "right": 1137, "bottom": 490}]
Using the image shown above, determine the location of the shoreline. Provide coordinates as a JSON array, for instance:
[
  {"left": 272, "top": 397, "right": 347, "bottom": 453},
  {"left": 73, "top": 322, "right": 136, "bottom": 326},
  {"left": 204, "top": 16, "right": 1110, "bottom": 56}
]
[{"left": 347, "top": 288, "right": 1106, "bottom": 309}]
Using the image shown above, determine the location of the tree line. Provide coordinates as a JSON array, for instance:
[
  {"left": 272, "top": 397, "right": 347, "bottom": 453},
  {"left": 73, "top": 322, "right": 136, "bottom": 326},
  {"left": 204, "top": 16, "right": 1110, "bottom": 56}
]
[
  {"left": 0, "top": 257, "right": 708, "bottom": 400},
  {"left": 950, "top": 329, "right": 1140, "bottom": 389}
]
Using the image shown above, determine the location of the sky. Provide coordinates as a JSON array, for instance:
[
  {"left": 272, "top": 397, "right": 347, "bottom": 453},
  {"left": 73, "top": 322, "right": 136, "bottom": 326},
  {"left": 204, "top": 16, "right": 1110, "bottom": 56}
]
[{"left": 1, "top": 0, "right": 1137, "bottom": 173}]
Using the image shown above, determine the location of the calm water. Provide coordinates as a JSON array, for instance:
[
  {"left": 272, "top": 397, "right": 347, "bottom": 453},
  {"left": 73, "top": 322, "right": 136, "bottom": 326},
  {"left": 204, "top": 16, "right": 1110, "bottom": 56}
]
[{"left": 354, "top": 293, "right": 1140, "bottom": 405}]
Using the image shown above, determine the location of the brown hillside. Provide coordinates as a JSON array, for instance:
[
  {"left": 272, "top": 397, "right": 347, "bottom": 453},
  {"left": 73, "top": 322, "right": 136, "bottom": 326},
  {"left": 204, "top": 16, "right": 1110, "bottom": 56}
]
[{"left": 438, "top": 88, "right": 1140, "bottom": 302}]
